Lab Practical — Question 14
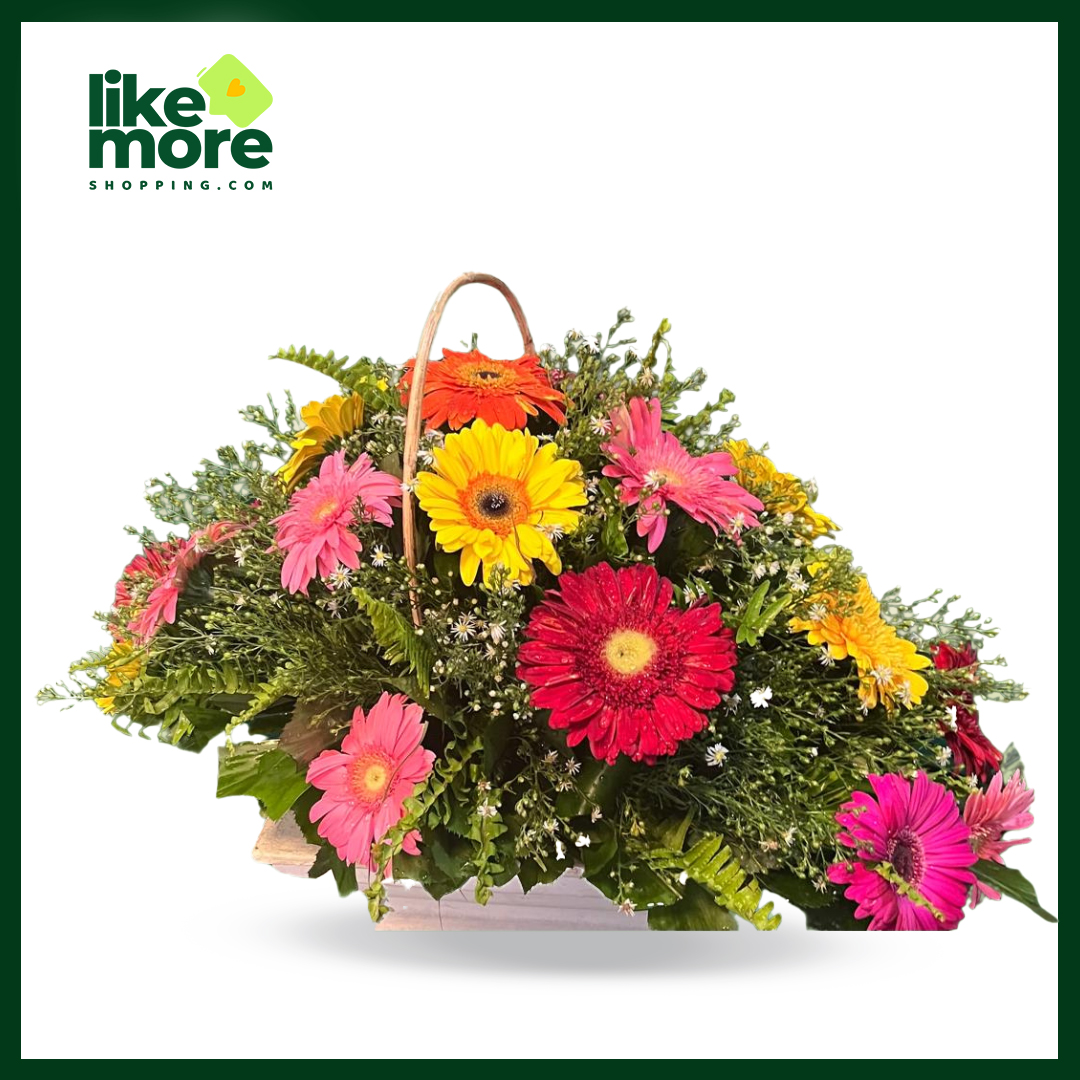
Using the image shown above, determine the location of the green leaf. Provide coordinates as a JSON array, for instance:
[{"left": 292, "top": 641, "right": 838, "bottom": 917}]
[
  {"left": 482, "top": 711, "right": 514, "bottom": 777},
  {"left": 649, "top": 881, "right": 739, "bottom": 930},
  {"left": 216, "top": 741, "right": 309, "bottom": 820},
  {"left": 581, "top": 819, "right": 619, "bottom": 880},
  {"left": 555, "top": 756, "right": 634, "bottom": 818},
  {"left": 973, "top": 860, "right": 1057, "bottom": 923},
  {"left": 653, "top": 810, "right": 694, "bottom": 853},
  {"left": 1000, "top": 742, "right": 1024, "bottom": 782},
  {"left": 804, "top": 898, "right": 867, "bottom": 931},
  {"left": 308, "top": 843, "right": 359, "bottom": 897},
  {"left": 760, "top": 869, "right": 835, "bottom": 909},
  {"left": 393, "top": 841, "right": 470, "bottom": 901},
  {"left": 517, "top": 856, "right": 566, "bottom": 894},
  {"left": 353, "top": 588, "right": 433, "bottom": 695},
  {"left": 601, "top": 509, "right": 629, "bottom": 559}
]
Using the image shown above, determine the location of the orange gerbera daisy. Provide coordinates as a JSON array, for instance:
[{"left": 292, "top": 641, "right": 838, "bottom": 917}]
[{"left": 400, "top": 348, "right": 566, "bottom": 431}]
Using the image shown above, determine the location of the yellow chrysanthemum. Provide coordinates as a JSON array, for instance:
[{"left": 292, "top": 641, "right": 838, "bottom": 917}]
[
  {"left": 416, "top": 420, "right": 586, "bottom": 587},
  {"left": 94, "top": 640, "right": 143, "bottom": 715},
  {"left": 280, "top": 394, "right": 365, "bottom": 490},
  {"left": 724, "top": 439, "right": 837, "bottom": 538},
  {"left": 789, "top": 577, "right": 930, "bottom": 713}
]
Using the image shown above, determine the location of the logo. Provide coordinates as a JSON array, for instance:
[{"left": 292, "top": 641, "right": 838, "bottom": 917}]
[
  {"left": 89, "top": 56, "right": 274, "bottom": 175},
  {"left": 197, "top": 55, "right": 273, "bottom": 129}
]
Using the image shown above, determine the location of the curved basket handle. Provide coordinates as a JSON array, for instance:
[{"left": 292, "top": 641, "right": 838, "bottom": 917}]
[{"left": 401, "top": 272, "right": 536, "bottom": 624}]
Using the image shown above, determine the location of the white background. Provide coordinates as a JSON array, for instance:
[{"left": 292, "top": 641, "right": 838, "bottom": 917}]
[{"left": 22, "top": 21, "right": 1057, "bottom": 1059}]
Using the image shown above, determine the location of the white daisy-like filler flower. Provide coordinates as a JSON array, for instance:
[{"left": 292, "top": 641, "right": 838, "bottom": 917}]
[
  {"left": 590, "top": 806, "right": 603, "bottom": 823},
  {"left": 619, "top": 899, "right": 636, "bottom": 916},
  {"left": 451, "top": 613, "right": 478, "bottom": 641},
  {"left": 944, "top": 704, "right": 959, "bottom": 730},
  {"left": 589, "top": 415, "right": 613, "bottom": 436},
  {"left": 750, "top": 686, "right": 773, "bottom": 709},
  {"left": 555, "top": 839, "right": 566, "bottom": 860},
  {"left": 327, "top": 566, "right": 352, "bottom": 590},
  {"left": 478, "top": 802, "right": 498, "bottom": 819},
  {"left": 487, "top": 619, "right": 507, "bottom": 645},
  {"left": 705, "top": 741, "right": 729, "bottom": 768},
  {"left": 935, "top": 745, "right": 953, "bottom": 767},
  {"left": 574, "top": 834, "right": 591, "bottom": 848}
]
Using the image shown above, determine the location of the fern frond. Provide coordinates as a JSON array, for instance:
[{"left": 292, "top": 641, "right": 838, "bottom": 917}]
[
  {"left": 141, "top": 661, "right": 257, "bottom": 715},
  {"left": 353, "top": 588, "right": 433, "bottom": 695},
  {"left": 270, "top": 346, "right": 398, "bottom": 409},
  {"left": 651, "top": 835, "right": 781, "bottom": 930}
]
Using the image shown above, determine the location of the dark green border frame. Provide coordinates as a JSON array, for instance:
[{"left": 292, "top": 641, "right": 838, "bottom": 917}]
[{"left": 18, "top": 4, "right": 1065, "bottom": 19}]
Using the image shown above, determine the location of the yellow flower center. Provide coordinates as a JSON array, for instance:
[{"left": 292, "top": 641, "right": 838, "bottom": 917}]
[
  {"left": 464, "top": 474, "right": 530, "bottom": 536},
  {"left": 603, "top": 629, "right": 658, "bottom": 676},
  {"left": 314, "top": 498, "right": 340, "bottom": 523},
  {"left": 349, "top": 750, "right": 393, "bottom": 802}
]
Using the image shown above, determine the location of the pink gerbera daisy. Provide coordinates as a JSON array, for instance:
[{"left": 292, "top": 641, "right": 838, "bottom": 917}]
[
  {"left": 272, "top": 449, "right": 400, "bottom": 595},
  {"left": 828, "top": 771, "right": 977, "bottom": 930},
  {"left": 306, "top": 692, "right": 436, "bottom": 873},
  {"left": 114, "top": 539, "right": 184, "bottom": 614},
  {"left": 963, "top": 770, "right": 1036, "bottom": 906},
  {"left": 127, "top": 521, "right": 242, "bottom": 643},
  {"left": 601, "top": 397, "right": 763, "bottom": 552}
]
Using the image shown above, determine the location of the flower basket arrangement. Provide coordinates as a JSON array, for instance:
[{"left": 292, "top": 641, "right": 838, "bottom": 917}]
[{"left": 46, "top": 273, "right": 1055, "bottom": 931}]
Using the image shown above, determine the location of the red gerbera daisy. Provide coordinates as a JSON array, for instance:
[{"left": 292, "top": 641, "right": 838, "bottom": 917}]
[
  {"left": 400, "top": 348, "right": 566, "bottom": 431},
  {"left": 516, "top": 562, "right": 737, "bottom": 764},
  {"left": 931, "top": 641, "right": 1002, "bottom": 783}
]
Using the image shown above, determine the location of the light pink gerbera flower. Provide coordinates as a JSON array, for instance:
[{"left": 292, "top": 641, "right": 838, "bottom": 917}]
[
  {"left": 963, "top": 770, "right": 1036, "bottom": 906},
  {"left": 306, "top": 692, "right": 435, "bottom": 873},
  {"left": 127, "top": 521, "right": 243, "bottom": 642},
  {"left": 272, "top": 450, "right": 400, "bottom": 595},
  {"left": 828, "top": 771, "right": 977, "bottom": 930},
  {"left": 601, "top": 397, "right": 763, "bottom": 552}
]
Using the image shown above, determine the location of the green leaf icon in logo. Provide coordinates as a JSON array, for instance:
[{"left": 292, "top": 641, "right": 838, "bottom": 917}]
[{"left": 197, "top": 55, "right": 273, "bottom": 128}]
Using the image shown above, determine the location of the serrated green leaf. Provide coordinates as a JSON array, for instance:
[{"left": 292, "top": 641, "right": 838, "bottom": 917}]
[{"left": 216, "top": 741, "right": 309, "bottom": 820}]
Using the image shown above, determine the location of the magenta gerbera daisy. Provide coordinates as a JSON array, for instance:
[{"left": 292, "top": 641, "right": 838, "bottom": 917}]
[
  {"left": 306, "top": 692, "right": 435, "bottom": 873},
  {"left": 516, "top": 562, "right": 737, "bottom": 764},
  {"left": 601, "top": 396, "right": 763, "bottom": 552},
  {"left": 272, "top": 449, "right": 400, "bottom": 595},
  {"left": 828, "top": 771, "right": 977, "bottom": 931}
]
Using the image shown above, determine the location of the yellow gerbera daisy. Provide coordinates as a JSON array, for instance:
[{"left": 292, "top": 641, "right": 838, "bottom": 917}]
[
  {"left": 94, "top": 640, "right": 143, "bottom": 715},
  {"left": 725, "top": 439, "right": 837, "bottom": 538},
  {"left": 280, "top": 393, "right": 365, "bottom": 490},
  {"left": 415, "top": 420, "right": 586, "bottom": 587},
  {"left": 789, "top": 577, "right": 930, "bottom": 713}
]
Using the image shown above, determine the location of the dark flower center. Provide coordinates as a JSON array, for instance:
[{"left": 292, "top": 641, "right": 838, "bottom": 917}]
[
  {"left": 480, "top": 491, "right": 511, "bottom": 516},
  {"left": 887, "top": 826, "right": 925, "bottom": 885},
  {"left": 475, "top": 370, "right": 504, "bottom": 381},
  {"left": 892, "top": 841, "right": 915, "bottom": 881}
]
